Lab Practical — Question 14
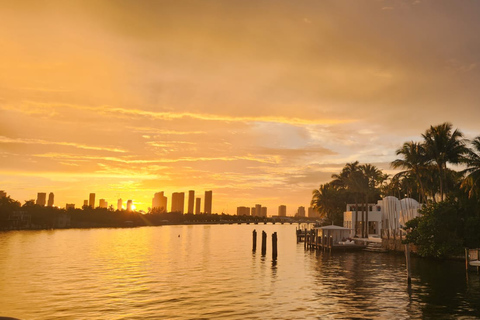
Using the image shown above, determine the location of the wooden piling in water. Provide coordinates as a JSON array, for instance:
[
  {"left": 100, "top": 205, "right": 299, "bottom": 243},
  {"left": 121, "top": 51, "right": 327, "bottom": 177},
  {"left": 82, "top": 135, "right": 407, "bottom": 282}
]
[
  {"left": 405, "top": 243, "right": 412, "bottom": 285},
  {"left": 272, "top": 232, "right": 278, "bottom": 260},
  {"left": 261, "top": 231, "right": 267, "bottom": 256},
  {"left": 252, "top": 229, "right": 257, "bottom": 252}
]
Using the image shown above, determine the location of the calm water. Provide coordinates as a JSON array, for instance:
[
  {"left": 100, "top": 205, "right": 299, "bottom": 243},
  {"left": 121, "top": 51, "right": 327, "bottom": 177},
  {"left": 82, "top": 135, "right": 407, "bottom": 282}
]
[{"left": 0, "top": 224, "right": 479, "bottom": 319}]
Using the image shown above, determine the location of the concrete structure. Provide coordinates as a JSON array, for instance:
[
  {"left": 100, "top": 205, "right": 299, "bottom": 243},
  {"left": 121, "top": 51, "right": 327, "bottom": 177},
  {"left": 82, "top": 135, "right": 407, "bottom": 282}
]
[
  {"left": 171, "top": 192, "right": 185, "bottom": 214},
  {"left": 83, "top": 200, "right": 88, "bottom": 207},
  {"left": 0, "top": 190, "right": 6, "bottom": 198},
  {"left": 126, "top": 200, "right": 133, "bottom": 212},
  {"left": 36, "top": 193, "right": 46, "bottom": 206},
  {"left": 237, "top": 206, "right": 250, "bottom": 216},
  {"left": 66, "top": 203, "right": 75, "bottom": 210},
  {"left": 187, "top": 190, "right": 195, "bottom": 214},
  {"left": 47, "top": 192, "right": 54, "bottom": 207},
  {"left": 254, "top": 204, "right": 261, "bottom": 217},
  {"left": 251, "top": 207, "right": 256, "bottom": 216},
  {"left": 296, "top": 206, "right": 306, "bottom": 218},
  {"left": 204, "top": 191, "right": 212, "bottom": 214},
  {"left": 261, "top": 207, "right": 267, "bottom": 217},
  {"left": 117, "top": 198, "right": 123, "bottom": 211},
  {"left": 278, "top": 205, "right": 286, "bottom": 217},
  {"left": 195, "top": 198, "right": 201, "bottom": 214},
  {"left": 89, "top": 193, "right": 95, "bottom": 208},
  {"left": 152, "top": 192, "right": 167, "bottom": 212},
  {"left": 99, "top": 199, "right": 108, "bottom": 208}
]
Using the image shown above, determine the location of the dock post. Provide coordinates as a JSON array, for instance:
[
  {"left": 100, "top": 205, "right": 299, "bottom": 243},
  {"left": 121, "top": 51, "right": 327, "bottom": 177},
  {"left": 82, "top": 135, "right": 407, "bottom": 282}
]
[
  {"left": 465, "top": 248, "right": 469, "bottom": 273},
  {"left": 253, "top": 229, "right": 257, "bottom": 252},
  {"left": 405, "top": 243, "right": 412, "bottom": 285},
  {"left": 304, "top": 229, "right": 307, "bottom": 249},
  {"left": 261, "top": 231, "right": 267, "bottom": 256},
  {"left": 272, "top": 232, "right": 278, "bottom": 260}
]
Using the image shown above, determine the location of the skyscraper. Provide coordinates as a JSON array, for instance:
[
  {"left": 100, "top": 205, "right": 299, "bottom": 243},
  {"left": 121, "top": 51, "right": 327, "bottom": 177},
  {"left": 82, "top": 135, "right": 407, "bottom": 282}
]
[
  {"left": 171, "top": 192, "right": 185, "bottom": 214},
  {"left": 195, "top": 197, "right": 201, "bottom": 214},
  {"left": 83, "top": 200, "right": 88, "bottom": 207},
  {"left": 89, "top": 193, "right": 95, "bottom": 208},
  {"left": 187, "top": 190, "right": 195, "bottom": 214},
  {"left": 261, "top": 207, "right": 267, "bottom": 217},
  {"left": 47, "top": 192, "right": 54, "bottom": 207},
  {"left": 204, "top": 190, "right": 212, "bottom": 214},
  {"left": 255, "top": 204, "right": 261, "bottom": 217},
  {"left": 66, "top": 203, "right": 75, "bottom": 210},
  {"left": 127, "top": 200, "right": 133, "bottom": 212},
  {"left": 237, "top": 206, "right": 250, "bottom": 216},
  {"left": 296, "top": 206, "right": 306, "bottom": 218},
  {"left": 36, "top": 193, "right": 46, "bottom": 206},
  {"left": 117, "top": 198, "right": 123, "bottom": 211},
  {"left": 99, "top": 199, "right": 107, "bottom": 208},
  {"left": 278, "top": 205, "right": 286, "bottom": 217},
  {"left": 152, "top": 192, "right": 167, "bottom": 213}
]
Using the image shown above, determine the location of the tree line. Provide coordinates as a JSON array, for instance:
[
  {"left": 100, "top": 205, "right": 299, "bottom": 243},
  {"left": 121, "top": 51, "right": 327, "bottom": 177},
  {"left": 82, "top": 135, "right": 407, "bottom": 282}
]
[{"left": 311, "top": 122, "right": 480, "bottom": 258}]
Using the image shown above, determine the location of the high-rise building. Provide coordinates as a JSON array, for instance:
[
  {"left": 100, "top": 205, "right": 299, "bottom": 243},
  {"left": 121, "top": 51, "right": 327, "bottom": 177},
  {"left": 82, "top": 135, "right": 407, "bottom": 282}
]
[
  {"left": 47, "top": 192, "right": 54, "bottom": 207},
  {"left": 83, "top": 200, "right": 88, "bottom": 207},
  {"left": 99, "top": 199, "right": 108, "bottom": 208},
  {"left": 171, "top": 192, "right": 185, "bottom": 214},
  {"left": 261, "top": 207, "right": 267, "bottom": 217},
  {"left": 278, "top": 205, "right": 286, "bottom": 217},
  {"left": 237, "top": 206, "right": 250, "bottom": 216},
  {"left": 296, "top": 206, "right": 306, "bottom": 218},
  {"left": 251, "top": 207, "right": 256, "bottom": 216},
  {"left": 127, "top": 200, "right": 133, "bottom": 212},
  {"left": 204, "top": 191, "right": 212, "bottom": 214},
  {"left": 255, "top": 204, "right": 261, "bottom": 217},
  {"left": 89, "top": 193, "right": 95, "bottom": 208},
  {"left": 66, "top": 203, "right": 75, "bottom": 210},
  {"left": 0, "top": 190, "right": 6, "bottom": 198},
  {"left": 187, "top": 190, "right": 195, "bottom": 214},
  {"left": 36, "top": 193, "right": 47, "bottom": 206},
  {"left": 117, "top": 199, "right": 123, "bottom": 211},
  {"left": 152, "top": 192, "right": 167, "bottom": 212},
  {"left": 195, "top": 198, "right": 201, "bottom": 214}
]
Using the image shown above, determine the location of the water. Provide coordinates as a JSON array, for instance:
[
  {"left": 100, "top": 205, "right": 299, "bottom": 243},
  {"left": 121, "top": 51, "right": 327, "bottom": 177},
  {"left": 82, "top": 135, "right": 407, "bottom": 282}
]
[{"left": 0, "top": 224, "right": 479, "bottom": 319}]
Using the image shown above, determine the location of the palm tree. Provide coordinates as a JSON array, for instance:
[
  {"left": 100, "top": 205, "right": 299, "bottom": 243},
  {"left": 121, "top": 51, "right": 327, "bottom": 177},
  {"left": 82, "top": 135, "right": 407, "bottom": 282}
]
[
  {"left": 311, "top": 183, "right": 344, "bottom": 225},
  {"left": 360, "top": 164, "right": 382, "bottom": 237},
  {"left": 391, "top": 141, "right": 429, "bottom": 203},
  {"left": 422, "top": 122, "right": 468, "bottom": 201},
  {"left": 462, "top": 136, "right": 480, "bottom": 198}
]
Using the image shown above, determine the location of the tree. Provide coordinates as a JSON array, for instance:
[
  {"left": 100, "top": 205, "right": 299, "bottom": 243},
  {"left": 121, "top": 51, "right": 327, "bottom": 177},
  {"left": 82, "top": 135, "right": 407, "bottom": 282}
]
[
  {"left": 360, "top": 164, "right": 382, "bottom": 237},
  {"left": 422, "top": 123, "right": 468, "bottom": 201},
  {"left": 311, "top": 183, "right": 344, "bottom": 225},
  {"left": 461, "top": 136, "right": 480, "bottom": 199}
]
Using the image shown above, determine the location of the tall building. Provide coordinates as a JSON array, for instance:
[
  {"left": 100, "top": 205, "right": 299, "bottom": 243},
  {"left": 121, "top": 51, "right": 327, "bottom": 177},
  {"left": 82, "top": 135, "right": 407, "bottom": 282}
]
[
  {"left": 36, "top": 193, "right": 46, "bottom": 206},
  {"left": 83, "top": 200, "right": 88, "bottom": 207},
  {"left": 237, "top": 206, "right": 250, "bottom": 216},
  {"left": 99, "top": 199, "right": 108, "bottom": 208},
  {"left": 204, "top": 191, "right": 212, "bottom": 214},
  {"left": 251, "top": 207, "right": 256, "bottom": 216},
  {"left": 0, "top": 190, "right": 6, "bottom": 198},
  {"left": 278, "top": 205, "right": 286, "bottom": 217},
  {"left": 117, "top": 199, "right": 123, "bottom": 211},
  {"left": 47, "top": 192, "right": 54, "bottom": 207},
  {"left": 152, "top": 192, "right": 167, "bottom": 212},
  {"left": 261, "top": 207, "right": 267, "bottom": 217},
  {"left": 171, "top": 192, "right": 185, "bottom": 214},
  {"left": 195, "top": 198, "right": 201, "bottom": 214},
  {"left": 89, "top": 193, "right": 95, "bottom": 208},
  {"left": 66, "top": 203, "right": 75, "bottom": 210},
  {"left": 187, "top": 190, "right": 195, "bottom": 214},
  {"left": 255, "top": 204, "right": 261, "bottom": 217},
  {"left": 296, "top": 206, "right": 306, "bottom": 218},
  {"left": 126, "top": 200, "right": 133, "bottom": 212}
]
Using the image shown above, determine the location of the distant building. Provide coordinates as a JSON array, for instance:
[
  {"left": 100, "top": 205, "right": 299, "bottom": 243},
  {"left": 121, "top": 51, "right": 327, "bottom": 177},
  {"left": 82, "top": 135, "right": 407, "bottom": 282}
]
[
  {"left": 261, "top": 207, "right": 267, "bottom": 217},
  {"left": 36, "top": 193, "right": 46, "bottom": 206},
  {"left": 117, "top": 198, "right": 123, "bottom": 211},
  {"left": 195, "top": 197, "right": 201, "bottom": 214},
  {"left": 99, "top": 199, "right": 108, "bottom": 208},
  {"left": 83, "top": 200, "right": 88, "bottom": 207},
  {"left": 237, "top": 206, "right": 250, "bottom": 216},
  {"left": 0, "top": 190, "right": 6, "bottom": 198},
  {"left": 255, "top": 204, "right": 261, "bottom": 217},
  {"left": 187, "top": 190, "right": 195, "bottom": 214},
  {"left": 126, "top": 200, "right": 133, "bottom": 212},
  {"left": 278, "top": 205, "right": 286, "bottom": 217},
  {"left": 171, "top": 192, "right": 185, "bottom": 214},
  {"left": 47, "top": 192, "right": 54, "bottom": 207},
  {"left": 251, "top": 207, "right": 256, "bottom": 216},
  {"left": 66, "top": 203, "right": 75, "bottom": 210},
  {"left": 296, "top": 206, "right": 306, "bottom": 218},
  {"left": 204, "top": 191, "right": 212, "bottom": 214},
  {"left": 152, "top": 192, "right": 167, "bottom": 212},
  {"left": 89, "top": 193, "right": 95, "bottom": 208}
]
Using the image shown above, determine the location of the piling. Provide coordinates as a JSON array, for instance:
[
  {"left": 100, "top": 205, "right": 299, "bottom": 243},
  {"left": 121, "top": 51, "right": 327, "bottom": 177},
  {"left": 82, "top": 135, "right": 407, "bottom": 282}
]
[
  {"left": 261, "top": 231, "right": 267, "bottom": 256},
  {"left": 405, "top": 243, "right": 412, "bottom": 285},
  {"left": 252, "top": 229, "right": 257, "bottom": 252},
  {"left": 272, "top": 232, "right": 278, "bottom": 260}
]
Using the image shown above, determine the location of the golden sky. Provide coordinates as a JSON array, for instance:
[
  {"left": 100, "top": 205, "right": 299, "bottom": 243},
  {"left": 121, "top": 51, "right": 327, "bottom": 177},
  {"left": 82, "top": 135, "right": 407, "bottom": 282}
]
[{"left": 1, "top": 0, "right": 480, "bottom": 214}]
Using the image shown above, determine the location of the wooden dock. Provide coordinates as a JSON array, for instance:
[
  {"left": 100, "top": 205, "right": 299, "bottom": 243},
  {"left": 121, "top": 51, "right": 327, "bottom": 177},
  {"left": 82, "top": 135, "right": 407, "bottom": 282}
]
[{"left": 297, "top": 228, "right": 366, "bottom": 251}]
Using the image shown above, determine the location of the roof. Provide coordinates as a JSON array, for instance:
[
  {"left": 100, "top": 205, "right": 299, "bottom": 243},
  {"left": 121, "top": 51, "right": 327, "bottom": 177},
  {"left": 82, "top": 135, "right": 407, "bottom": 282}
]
[{"left": 315, "top": 225, "right": 352, "bottom": 230}]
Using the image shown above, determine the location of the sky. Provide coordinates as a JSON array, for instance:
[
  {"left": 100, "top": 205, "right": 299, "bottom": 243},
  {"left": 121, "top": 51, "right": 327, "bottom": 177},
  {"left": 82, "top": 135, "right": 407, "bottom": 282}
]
[{"left": 1, "top": 0, "right": 480, "bottom": 214}]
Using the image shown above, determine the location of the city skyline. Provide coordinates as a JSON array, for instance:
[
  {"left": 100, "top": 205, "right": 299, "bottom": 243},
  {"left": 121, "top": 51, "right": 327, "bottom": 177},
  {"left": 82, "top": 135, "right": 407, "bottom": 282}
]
[{"left": 2, "top": 1, "right": 480, "bottom": 213}]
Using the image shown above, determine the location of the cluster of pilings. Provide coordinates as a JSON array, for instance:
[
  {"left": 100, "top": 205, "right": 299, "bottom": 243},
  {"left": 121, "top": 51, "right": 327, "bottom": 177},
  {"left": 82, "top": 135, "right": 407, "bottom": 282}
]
[{"left": 252, "top": 229, "right": 277, "bottom": 260}]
